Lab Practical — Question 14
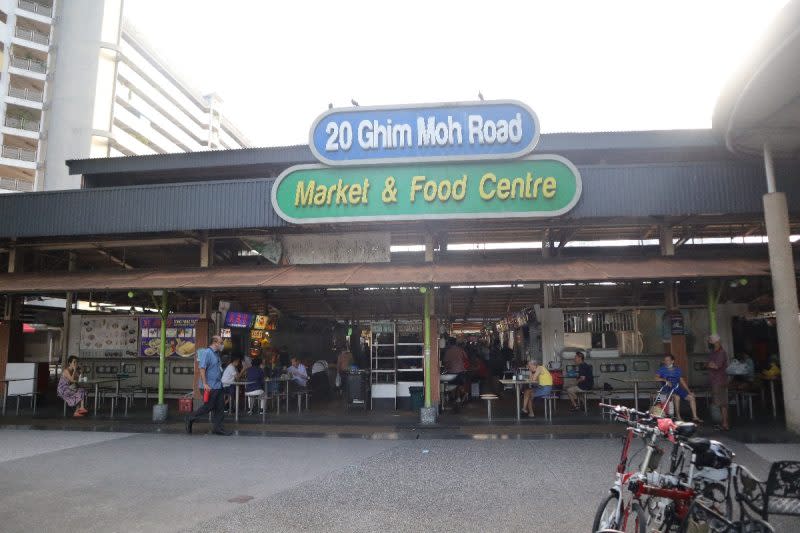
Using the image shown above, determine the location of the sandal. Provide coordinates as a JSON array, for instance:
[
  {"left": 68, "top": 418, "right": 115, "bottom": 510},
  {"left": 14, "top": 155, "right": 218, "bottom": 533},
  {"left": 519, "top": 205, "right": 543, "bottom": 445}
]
[
  {"left": 77, "top": 407, "right": 88, "bottom": 414},
  {"left": 73, "top": 411, "right": 85, "bottom": 417},
  {"left": 692, "top": 417, "right": 703, "bottom": 424}
]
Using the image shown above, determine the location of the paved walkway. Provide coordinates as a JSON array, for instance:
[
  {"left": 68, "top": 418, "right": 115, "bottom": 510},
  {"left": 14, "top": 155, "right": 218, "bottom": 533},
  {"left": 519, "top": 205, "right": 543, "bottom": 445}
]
[{"left": 1, "top": 427, "right": 798, "bottom": 532}]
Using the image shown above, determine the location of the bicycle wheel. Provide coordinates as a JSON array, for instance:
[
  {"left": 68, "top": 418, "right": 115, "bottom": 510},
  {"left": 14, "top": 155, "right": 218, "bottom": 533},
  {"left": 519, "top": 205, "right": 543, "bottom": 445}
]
[{"left": 592, "top": 492, "right": 646, "bottom": 533}]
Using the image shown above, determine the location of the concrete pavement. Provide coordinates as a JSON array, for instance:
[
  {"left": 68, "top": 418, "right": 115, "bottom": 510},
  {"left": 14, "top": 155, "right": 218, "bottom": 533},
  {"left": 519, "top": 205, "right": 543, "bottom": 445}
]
[{"left": 1, "top": 428, "right": 798, "bottom": 532}]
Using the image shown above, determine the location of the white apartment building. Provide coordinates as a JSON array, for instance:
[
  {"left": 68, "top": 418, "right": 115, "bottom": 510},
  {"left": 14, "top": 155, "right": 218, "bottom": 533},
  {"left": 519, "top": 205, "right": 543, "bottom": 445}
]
[{"left": 0, "top": 0, "right": 250, "bottom": 192}]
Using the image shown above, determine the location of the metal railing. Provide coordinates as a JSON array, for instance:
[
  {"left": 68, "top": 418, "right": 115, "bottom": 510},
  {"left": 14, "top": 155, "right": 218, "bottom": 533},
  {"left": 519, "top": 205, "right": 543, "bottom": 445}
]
[
  {"left": 8, "top": 86, "right": 44, "bottom": 103},
  {"left": 15, "top": 26, "right": 50, "bottom": 46},
  {"left": 0, "top": 177, "right": 34, "bottom": 191},
  {"left": 18, "top": 0, "right": 53, "bottom": 17},
  {"left": 9, "top": 56, "right": 47, "bottom": 74},
  {"left": 4, "top": 116, "right": 40, "bottom": 132},
  {"left": 1, "top": 146, "right": 37, "bottom": 162}
]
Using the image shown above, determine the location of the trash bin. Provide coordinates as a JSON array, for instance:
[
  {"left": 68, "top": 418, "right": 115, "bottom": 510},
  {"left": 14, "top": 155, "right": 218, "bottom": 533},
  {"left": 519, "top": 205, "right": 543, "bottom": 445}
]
[{"left": 409, "top": 386, "right": 424, "bottom": 411}]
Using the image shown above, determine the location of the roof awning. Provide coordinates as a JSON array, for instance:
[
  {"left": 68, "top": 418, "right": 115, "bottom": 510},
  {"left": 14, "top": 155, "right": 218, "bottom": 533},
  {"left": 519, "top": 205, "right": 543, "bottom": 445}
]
[{"left": 0, "top": 257, "right": 772, "bottom": 294}]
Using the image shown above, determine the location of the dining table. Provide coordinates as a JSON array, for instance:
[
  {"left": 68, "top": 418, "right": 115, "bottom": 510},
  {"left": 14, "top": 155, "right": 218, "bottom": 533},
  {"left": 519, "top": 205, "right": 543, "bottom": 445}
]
[
  {"left": 608, "top": 377, "right": 663, "bottom": 412},
  {"left": 78, "top": 377, "right": 125, "bottom": 417},
  {"left": 499, "top": 378, "right": 527, "bottom": 421},
  {"left": 1, "top": 377, "right": 35, "bottom": 416},
  {"left": 231, "top": 381, "right": 254, "bottom": 422},
  {"left": 265, "top": 376, "right": 292, "bottom": 414},
  {"left": 762, "top": 377, "right": 780, "bottom": 419}
]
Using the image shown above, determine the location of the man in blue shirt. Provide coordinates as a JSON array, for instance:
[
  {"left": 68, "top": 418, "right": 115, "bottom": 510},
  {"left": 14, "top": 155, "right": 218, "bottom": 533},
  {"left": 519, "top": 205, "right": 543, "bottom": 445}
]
[
  {"left": 185, "top": 336, "right": 231, "bottom": 435},
  {"left": 567, "top": 352, "right": 594, "bottom": 411},
  {"left": 655, "top": 354, "right": 702, "bottom": 423}
]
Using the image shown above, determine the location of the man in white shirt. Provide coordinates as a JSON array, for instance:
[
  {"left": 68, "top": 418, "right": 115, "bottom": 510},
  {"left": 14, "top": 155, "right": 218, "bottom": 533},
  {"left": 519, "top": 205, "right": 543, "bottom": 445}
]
[
  {"left": 221, "top": 354, "right": 245, "bottom": 411},
  {"left": 287, "top": 357, "right": 308, "bottom": 390}
]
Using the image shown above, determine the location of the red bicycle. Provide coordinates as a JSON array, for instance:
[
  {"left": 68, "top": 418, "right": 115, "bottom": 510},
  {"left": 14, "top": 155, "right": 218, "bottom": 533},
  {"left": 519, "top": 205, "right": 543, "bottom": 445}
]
[{"left": 593, "top": 404, "right": 732, "bottom": 532}]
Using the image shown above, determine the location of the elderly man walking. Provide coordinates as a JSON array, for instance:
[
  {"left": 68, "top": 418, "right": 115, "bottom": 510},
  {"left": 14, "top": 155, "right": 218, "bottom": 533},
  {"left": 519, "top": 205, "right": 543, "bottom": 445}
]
[{"left": 185, "top": 336, "right": 232, "bottom": 436}]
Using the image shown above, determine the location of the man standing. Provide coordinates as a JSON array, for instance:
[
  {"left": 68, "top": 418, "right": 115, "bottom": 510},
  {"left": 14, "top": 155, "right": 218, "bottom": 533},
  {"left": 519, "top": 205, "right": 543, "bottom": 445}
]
[
  {"left": 707, "top": 334, "right": 730, "bottom": 431},
  {"left": 185, "top": 336, "right": 231, "bottom": 436},
  {"left": 567, "top": 352, "right": 594, "bottom": 412}
]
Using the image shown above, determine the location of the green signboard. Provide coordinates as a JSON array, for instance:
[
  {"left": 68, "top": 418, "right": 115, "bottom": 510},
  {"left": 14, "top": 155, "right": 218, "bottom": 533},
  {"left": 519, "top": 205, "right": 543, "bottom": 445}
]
[{"left": 270, "top": 154, "right": 581, "bottom": 224}]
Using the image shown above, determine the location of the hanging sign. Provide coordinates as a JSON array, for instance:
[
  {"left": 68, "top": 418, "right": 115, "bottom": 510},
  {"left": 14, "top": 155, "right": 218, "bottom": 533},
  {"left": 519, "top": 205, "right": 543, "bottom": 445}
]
[
  {"left": 271, "top": 155, "right": 581, "bottom": 224},
  {"left": 309, "top": 100, "right": 539, "bottom": 166}
]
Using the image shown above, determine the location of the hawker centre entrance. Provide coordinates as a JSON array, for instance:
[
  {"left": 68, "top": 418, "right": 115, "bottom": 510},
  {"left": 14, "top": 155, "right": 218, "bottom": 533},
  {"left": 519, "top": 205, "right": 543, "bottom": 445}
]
[{"left": 0, "top": 106, "right": 798, "bottom": 427}]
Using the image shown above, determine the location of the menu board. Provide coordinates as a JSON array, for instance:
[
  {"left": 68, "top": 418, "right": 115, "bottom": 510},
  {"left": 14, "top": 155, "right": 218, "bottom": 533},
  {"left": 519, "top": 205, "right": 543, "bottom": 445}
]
[
  {"left": 225, "top": 312, "right": 252, "bottom": 328},
  {"left": 139, "top": 316, "right": 198, "bottom": 358},
  {"left": 79, "top": 316, "right": 139, "bottom": 358}
]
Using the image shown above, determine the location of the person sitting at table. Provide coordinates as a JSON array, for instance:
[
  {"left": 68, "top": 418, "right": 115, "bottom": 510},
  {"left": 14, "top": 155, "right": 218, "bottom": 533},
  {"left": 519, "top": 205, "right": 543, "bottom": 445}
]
[
  {"left": 522, "top": 360, "right": 552, "bottom": 418},
  {"left": 244, "top": 357, "right": 266, "bottom": 415},
  {"left": 443, "top": 337, "right": 470, "bottom": 405},
  {"left": 655, "top": 353, "right": 702, "bottom": 423},
  {"left": 287, "top": 356, "right": 308, "bottom": 392},
  {"left": 221, "top": 354, "right": 246, "bottom": 411},
  {"left": 566, "top": 351, "right": 594, "bottom": 412},
  {"left": 57, "top": 355, "right": 88, "bottom": 417}
]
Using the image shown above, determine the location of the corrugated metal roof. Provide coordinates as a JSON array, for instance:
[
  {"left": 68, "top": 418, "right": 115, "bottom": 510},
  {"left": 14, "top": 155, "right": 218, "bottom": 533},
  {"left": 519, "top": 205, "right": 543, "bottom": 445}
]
[
  {"left": 0, "top": 178, "right": 284, "bottom": 238},
  {"left": 66, "top": 130, "right": 722, "bottom": 177},
  {"left": 0, "top": 256, "right": 772, "bottom": 293},
  {"left": 2, "top": 160, "right": 797, "bottom": 239},
  {"left": 66, "top": 145, "right": 315, "bottom": 176}
]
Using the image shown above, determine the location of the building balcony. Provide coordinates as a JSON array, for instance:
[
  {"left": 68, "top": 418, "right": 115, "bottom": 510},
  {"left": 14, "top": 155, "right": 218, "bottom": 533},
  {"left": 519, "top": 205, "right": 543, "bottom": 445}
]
[
  {"left": 1, "top": 145, "right": 37, "bottom": 163},
  {"left": 9, "top": 56, "right": 47, "bottom": 75},
  {"left": 17, "top": 0, "right": 53, "bottom": 18},
  {"left": 0, "top": 177, "right": 34, "bottom": 192},
  {"left": 4, "top": 116, "right": 40, "bottom": 133},
  {"left": 8, "top": 86, "right": 44, "bottom": 104},
  {"left": 14, "top": 26, "right": 50, "bottom": 46}
]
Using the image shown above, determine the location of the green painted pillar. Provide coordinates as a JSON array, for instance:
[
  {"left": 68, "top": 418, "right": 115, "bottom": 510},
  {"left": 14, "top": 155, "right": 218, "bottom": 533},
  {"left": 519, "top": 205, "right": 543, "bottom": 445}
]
[
  {"left": 423, "top": 290, "right": 431, "bottom": 408},
  {"left": 707, "top": 281, "right": 718, "bottom": 336}
]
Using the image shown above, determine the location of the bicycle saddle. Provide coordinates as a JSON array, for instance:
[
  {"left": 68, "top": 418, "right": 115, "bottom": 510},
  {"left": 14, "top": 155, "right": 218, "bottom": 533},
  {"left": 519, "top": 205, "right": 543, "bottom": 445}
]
[
  {"left": 673, "top": 421, "right": 697, "bottom": 438},
  {"left": 687, "top": 437, "right": 711, "bottom": 452}
]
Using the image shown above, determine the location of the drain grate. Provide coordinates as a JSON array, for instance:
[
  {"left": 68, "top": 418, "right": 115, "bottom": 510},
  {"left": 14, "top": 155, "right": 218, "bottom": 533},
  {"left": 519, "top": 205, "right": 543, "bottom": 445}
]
[{"left": 227, "top": 495, "right": 254, "bottom": 504}]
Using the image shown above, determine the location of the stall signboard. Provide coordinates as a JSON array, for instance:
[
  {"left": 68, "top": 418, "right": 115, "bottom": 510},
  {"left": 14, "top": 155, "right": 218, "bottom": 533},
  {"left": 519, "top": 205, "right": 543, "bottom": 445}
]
[
  {"left": 224, "top": 311, "right": 252, "bottom": 328},
  {"left": 79, "top": 316, "right": 139, "bottom": 358},
  {"left": 271, "top": 155, "right": 581, "bottom": 224},
  {"left": 139, "top": 316, "right": 198, "bottom": 358},
  {"left": 310, "top": 100, "right": 539, "bottom": 166}
]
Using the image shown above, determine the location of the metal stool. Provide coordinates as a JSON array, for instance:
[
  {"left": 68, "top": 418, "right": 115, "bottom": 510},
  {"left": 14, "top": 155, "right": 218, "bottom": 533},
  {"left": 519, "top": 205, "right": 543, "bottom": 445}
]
[
  {"left": 543, "top": 393, "right": 560, "bottom": 422},
  {"left": 480, "top": 394, "right": 498, "bottom": 421}
]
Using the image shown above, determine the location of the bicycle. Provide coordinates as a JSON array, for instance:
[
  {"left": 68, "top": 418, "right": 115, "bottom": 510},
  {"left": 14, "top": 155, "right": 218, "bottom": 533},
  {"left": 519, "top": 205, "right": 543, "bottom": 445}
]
[
  {"left": 593, "top": 404, "right": 676, "bottom": 532},
  {"left": 594, "top": 403, "right": 735, "bottom": 532}
]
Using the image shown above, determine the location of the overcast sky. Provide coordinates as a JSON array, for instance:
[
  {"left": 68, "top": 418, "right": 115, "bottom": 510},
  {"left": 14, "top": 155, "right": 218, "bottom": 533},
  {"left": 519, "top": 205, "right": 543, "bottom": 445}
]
[{"left": 123, "top": 0, "right": 788, "bottom": 147}]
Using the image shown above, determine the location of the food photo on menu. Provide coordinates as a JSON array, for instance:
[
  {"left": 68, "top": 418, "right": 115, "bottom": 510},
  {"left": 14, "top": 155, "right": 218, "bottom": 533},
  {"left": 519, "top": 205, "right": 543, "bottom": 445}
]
[{"left": 139, "top": 316, "right": 198, "bottom": 358}]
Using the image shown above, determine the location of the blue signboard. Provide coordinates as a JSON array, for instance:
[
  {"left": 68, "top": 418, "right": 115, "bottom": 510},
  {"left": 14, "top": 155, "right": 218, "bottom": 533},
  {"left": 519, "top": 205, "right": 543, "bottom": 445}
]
[{"left": 309, "top": 100, "right": 539, "bottom": 166}]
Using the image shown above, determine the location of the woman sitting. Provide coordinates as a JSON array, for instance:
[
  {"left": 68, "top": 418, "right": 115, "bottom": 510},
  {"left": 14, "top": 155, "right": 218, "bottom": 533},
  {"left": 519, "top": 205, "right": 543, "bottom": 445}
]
[
  {"left": 522, "top": 360, "right": 552, "bottom": 418},
  {"left": 57, "top": 355, "right": 88, "bottom": 417}
]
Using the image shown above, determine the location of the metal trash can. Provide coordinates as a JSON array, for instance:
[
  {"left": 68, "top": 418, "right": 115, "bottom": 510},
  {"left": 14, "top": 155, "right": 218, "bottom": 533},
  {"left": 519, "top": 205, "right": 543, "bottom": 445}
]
[
  {"left": 409, "top": 386, "right": 424, "bottom": 411},
  {"left": 347, "top": 371, "right": 368, "bottom": 410}
]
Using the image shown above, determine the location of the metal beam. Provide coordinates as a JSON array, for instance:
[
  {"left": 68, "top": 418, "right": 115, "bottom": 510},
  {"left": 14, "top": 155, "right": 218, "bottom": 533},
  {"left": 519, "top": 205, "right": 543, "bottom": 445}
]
[
  {"left": 95, "top": 248, "right": 134, "bottom": 270},
  {"left": 22, "top": 237, "right": 202, "bottom": 251}
]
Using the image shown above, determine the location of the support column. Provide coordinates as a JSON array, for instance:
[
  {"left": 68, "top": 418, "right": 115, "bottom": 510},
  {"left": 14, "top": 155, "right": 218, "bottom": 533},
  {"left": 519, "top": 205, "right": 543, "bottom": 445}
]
[
  {"left": 193, "top": 294, "right": 213, "bottom": 405},
  {"left": 659, "top": 225, "right": 675, "bottom": 256},
  {"left": 62, "top": 252, "right": 77, "bottom": 369},
  {"left": 763, "top": 189, "right": 800, "bottom": 431},
  {"left": 420, "top": 286, "right": 437, "bottom": 424}
]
